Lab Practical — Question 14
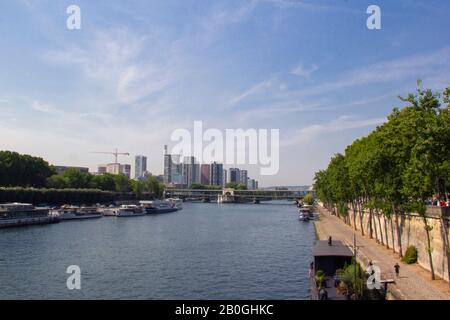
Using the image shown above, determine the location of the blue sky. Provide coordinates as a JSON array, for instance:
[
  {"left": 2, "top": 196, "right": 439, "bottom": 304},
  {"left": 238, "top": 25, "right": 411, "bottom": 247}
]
[{"left": 0, "top": 0, "right": 449, "bottom": 186}]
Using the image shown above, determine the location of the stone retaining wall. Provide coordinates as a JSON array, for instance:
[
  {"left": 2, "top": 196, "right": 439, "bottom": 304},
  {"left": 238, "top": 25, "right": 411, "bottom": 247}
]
[{"left": 334, "top": 206, "right": 450, "bottom": 281}]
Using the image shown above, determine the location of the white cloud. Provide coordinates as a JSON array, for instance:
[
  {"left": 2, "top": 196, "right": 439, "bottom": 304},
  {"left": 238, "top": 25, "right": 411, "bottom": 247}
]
[
  {"left": 227, "top": 79, "right": 273, "bottom": 106},
  {"left": 290, "top": 63, "right": 319, "bottom": 78},
  {"left": 302, "top": 46, "right": 450, "bottom": 96},
  {"left": 227, "top": 46, "right": 450, "bottom": 115},
  {"left": 43, "top": 29, "right": 175, "bottom": 104},
  {"left": 282, "top": 116, "right": 386, "bottom": 147},
  {"left": 31, "top": 101, "right": 59, "bottom": 114}
]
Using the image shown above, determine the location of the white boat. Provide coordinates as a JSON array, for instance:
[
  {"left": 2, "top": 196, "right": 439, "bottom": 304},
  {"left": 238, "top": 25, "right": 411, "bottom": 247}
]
[
  {"left": 103, "top": 205, "right": 145, "bottom": 217},
  {"left": 140, "top": 200, "right": 178, "bottom": 214},
  {"left": 0, "top": 203, "right": 59, "bottom": 228},
  {"left": 55, "top": 206, "right": 102, "bottom": 221},
  {"left": 298, "top": 212, "right": 310, "bottom": 221},
  {"left": 298, "top": 207, "right": 311, "bottom": 221},
  {"left": 167, "top": 198, "right": 183, "bottom": 210}
]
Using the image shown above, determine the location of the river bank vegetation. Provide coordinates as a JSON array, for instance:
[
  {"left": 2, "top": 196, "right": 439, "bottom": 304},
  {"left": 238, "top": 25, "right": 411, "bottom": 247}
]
[
  {"left": 0, "top": 151, "right": 165, "bottom": 202},
  {"left": 314, "top": 83, "right": 450, "bottom": 282}
]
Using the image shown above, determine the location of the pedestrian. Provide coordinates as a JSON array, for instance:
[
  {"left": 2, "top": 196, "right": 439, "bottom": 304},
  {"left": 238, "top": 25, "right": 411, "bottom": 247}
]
[
  {"left": 318, "top": 287, "right": 324, "bottom": 299},
  {"left": 394, "top": 263, "right": 400, "bottom": 278}
]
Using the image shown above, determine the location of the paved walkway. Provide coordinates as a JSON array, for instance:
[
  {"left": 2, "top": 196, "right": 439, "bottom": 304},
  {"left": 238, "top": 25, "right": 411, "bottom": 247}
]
[{"left": 314, "top": 205, "right": 450, "bottom": 300}]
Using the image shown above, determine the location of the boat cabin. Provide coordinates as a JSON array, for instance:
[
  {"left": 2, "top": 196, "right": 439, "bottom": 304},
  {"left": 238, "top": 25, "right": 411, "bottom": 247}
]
[
  {"left": 310, "top": 239, "right": 353, "bottom": 300},
  {"left": 313, "top": 240, "right": 353, "bottom": 276}
]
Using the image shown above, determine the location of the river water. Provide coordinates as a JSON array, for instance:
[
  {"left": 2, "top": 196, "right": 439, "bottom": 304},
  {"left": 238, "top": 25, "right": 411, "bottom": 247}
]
[{"left": 0, "top": 201, "right": 315, "bottom": 299}]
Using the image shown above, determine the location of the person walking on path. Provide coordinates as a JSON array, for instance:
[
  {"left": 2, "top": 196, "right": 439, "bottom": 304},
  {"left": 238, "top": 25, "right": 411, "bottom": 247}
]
[{"left": 394, "top": 263, "right": 400, "bottom": 278}]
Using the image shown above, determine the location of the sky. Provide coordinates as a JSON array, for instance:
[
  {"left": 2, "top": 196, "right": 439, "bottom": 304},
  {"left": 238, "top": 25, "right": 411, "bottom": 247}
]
[{"left": 0, "top": 0, "right": 449, "bottom": 186}]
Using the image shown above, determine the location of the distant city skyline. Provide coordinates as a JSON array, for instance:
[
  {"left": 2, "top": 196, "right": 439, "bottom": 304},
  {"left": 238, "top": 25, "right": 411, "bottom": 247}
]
[
  {"left": 161, "top": 149, "right": 259, "bottom": 189},
  {"left": 0, "top": 1, "right": 449, "bottom": 186}
]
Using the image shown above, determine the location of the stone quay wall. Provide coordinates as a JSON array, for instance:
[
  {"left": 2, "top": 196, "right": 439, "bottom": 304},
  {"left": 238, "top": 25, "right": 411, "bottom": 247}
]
[{"left": 333, "top": 205, "right": 450, "bottom": 282}]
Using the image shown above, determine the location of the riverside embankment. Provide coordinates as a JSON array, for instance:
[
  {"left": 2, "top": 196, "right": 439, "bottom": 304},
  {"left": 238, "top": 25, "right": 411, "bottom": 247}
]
[{"left": 314, "top": 204, "right": 450, "bottom": 300}]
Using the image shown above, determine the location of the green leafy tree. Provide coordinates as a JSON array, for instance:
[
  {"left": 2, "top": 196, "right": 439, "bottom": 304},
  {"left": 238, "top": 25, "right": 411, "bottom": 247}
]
[
  {"left": 302, "top": 193, "right": 314, "bottom": 205},
  {"left": 91, "top": 173, "right": 116, "bottom": 191},
  {"left": 113, "top": 174, "right": 131, "bottom": 193},
  {"left": 142, "top": 176, "right": 165, "bottom": 198},
  {"left": 314, "top": 83, "right": 450, "bottom": 282},
  {"left": 0, "top": 151, "right": 54, "bottom": 187}
]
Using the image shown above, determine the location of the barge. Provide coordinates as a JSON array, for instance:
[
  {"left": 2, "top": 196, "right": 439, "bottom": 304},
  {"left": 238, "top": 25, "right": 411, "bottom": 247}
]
[{"left": 0, "top": 203, "right": 60, "bottom": 228}]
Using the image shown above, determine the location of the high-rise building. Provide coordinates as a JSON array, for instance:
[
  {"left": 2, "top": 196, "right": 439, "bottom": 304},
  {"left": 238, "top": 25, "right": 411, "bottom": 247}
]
[
  {"left": 106, "top": 163, "right": 121, "bottom": 175},
  {"left": 247, "top": 178, "right": 258, "bottom": 190},
  {"left": 121, "top": 164, "right": 131, "bottom": 178},
  {"left": 239, "top": 170, "right": 248, "bottom": 185},
  {"left": 98, "top": 165, "right": 107, "bottom": 174},
  {"left": 171, "top": 155, "right": 184, "bottom": 185},
  {"left": 194, "top": 163, "right": 200, "bottom": 184},
  {"left": 163, "top": 145, "right": 172, "bottom": 184},
  {"left": 229, "top": 168, "right": 240, "bottom": 184},
  {"left": 163, "top": 146, "right": 185, "bottom": 186},
  {"left": 134, "top": 155, "right": 147, "bottom": 180},
  {"left": 200, "top": 164, "right": 210, "bottom": 185},
  {"left": 222, "top": 169, "right": 227, "bottom": 187},
  {"left": 183, "top": 156, "right": 198, "bottom": 188},
  {"left": 210, "top": 162, "right": 223, "bottom": 186},
  {"left": 100, "top": 163, "right": 131, "bottom": 178}
]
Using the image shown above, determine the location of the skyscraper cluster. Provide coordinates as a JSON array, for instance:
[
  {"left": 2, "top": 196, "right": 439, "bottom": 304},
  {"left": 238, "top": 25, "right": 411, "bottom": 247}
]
[
  {"left": 228, "top": 168, "right": 258, "bottom": 190},
  {"left": 163, "top": 146, "right": 258, "bottom": 189}
]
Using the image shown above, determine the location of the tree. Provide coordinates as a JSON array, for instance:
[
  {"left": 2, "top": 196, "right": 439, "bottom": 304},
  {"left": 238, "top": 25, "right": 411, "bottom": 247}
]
[
  {"left": 313, "top": 83, "right": 450, "bottom": 281},
  {"left": 113, "top": 174, "right": 131, "bottom": 193},
  {"left": 302, "top": 193, "right": 314, "bottom": 205},
  {"left": 131, "top": 180, "right": 144, "bottom": 198},
  {"left": 142, "top": 176, "right": 165, "bottom": 199},
  {"left": 0, "top": 151, "right": 54, "bottom": 187},
  {"left": 46, "top": 168, "right": 92, "bottom": 189},
  {"left": 225, "top": 182, "right": 248, "bottom": 189},
  {"left": 91, "top": 173, "right": 116, "bottom": 191}
]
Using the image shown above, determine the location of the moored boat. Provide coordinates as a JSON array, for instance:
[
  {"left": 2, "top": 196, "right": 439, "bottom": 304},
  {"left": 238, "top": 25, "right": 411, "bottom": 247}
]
[
  {"left": 298, "top": 207, "right": 312, "bottom": 221},
  {"left": 55, "top": 206, "right": 102, "bottom": 221},
  {"left": 298, "top": 212, "right": 310, "bottom": 221},
  {"left": 166, "top": 198, "right": 183, "bottom": 210},
  {"left": 140, "top": 200, "right": 178, "bottom": 214},
  {"left": 310, "top": 239, "right": 353, "bottom": 300},
  {"left": 0, "top": 203, "right": 59, "bottom": 228},
  {"left": 103, "top": 205, "right": 145, "bottom": 217}
]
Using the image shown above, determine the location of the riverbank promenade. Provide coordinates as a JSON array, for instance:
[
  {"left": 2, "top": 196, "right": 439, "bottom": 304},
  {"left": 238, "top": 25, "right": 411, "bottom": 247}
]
[{"left": 315, "top": 205, "right": 450, "bottom": 300}]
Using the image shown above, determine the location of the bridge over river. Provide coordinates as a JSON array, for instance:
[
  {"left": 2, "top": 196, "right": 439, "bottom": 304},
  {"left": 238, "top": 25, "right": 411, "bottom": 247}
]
[{"left": 164, "top": 188, "right": 314, "bottom": 203}]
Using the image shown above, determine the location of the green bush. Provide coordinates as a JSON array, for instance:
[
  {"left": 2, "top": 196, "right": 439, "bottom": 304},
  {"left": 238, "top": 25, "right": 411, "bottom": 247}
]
[{"left": 402, "top": 246, "right": 418, "bottom": 264}]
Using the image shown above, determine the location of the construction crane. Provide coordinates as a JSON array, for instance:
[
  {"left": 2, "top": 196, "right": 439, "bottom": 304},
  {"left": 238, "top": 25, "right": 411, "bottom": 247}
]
[{"left": 92, "top": 148, "right": 130, "bottom": 164}]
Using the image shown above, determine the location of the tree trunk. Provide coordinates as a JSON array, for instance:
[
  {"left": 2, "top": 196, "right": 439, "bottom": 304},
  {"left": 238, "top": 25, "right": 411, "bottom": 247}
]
[
  {"left": 393, "top": 206, "right": 403, "bottom": 257},
  {"left": 384, "top": 216, "right": 389, "bottom": 249},
  {"left": 369, "top": 208, "right": 373, "bottom": 239},
  {"left": 358, "top": 201, "right": 365, "bottom": 236},
  {"left": 390, "top": 217, "right": 395, "bottom": 252},
  {"left": 423, "top": 216, "right": 435, "bottom": 280},
  {"left": 372, "top": 208, "right": 378, "bottom": 242},
  {"left": 352, "top": 202, "right": 358, "bottom": 230},
  {"left": 376, "top": 209, "right": 384, "bottom": 246}
]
